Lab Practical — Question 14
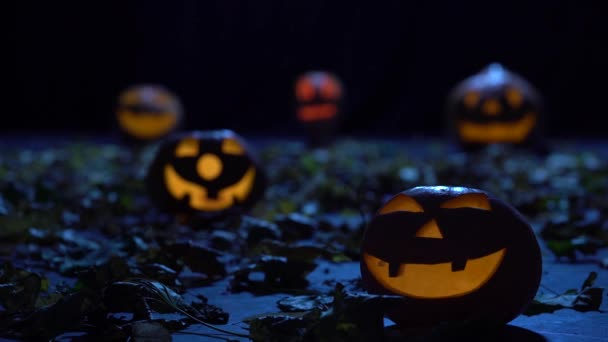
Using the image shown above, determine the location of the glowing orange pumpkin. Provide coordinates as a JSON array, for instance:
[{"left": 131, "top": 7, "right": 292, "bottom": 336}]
[
  {"left": 361, "top": 186, "right": 541, "bottom": 327},
  {"left": 116, "top": 84, "right": 183, "bottom": 142},
  {"left": 446, "top": 63, "right": 542, "bottom": 150},
  {"left": 294, "top": 71, "right": 343, "bottom": 146},
  {"left": 146, "top": 130, "right": 265, "bottom": 215}
]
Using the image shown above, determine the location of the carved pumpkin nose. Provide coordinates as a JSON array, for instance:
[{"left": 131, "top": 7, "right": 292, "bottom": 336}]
[
  {"left": 482, "top": 99, "right": 502, "bottom": 116},
  {"left": 415, "top": 219, "right": 443, "bottom": 239},
  {"left": 197, "top": 153, "right": 223, "bottom": 181},
  {"left": 388, "top": 219, "right": 444, "bottom": 277}
]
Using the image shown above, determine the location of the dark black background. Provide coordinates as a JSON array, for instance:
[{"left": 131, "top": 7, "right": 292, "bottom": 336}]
[{"left": 7, "top": 1, "right": 608, "bottom": 138}]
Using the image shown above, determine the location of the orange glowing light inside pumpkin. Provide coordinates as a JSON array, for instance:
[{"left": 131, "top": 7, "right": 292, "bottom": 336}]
[
  {"left": 297, "top": 104, "right": 338, "bottom": 122},
  {"left": 364, "top": 192, "right": 505, "bottom": 299}
]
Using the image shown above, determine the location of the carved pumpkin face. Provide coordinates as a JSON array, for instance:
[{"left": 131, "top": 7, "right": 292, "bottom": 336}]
[
  {"left": 116, "top": 84, "right": 182, "bottom": 141},
  {"left": 294, "top": 71, "right": 343, "bottom": 146},
  {"left": 446, "top": 63, "right": 542, "bottom": 147},
  {"left": 146, "top": 130, "right": 265, "bottom": 214},
  {"left": 360, "top": 186, "right": 541, "bottom": 327}
]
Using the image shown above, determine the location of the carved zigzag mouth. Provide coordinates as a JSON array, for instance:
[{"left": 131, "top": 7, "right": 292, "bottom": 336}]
[{"left": 163, "top": 164, "right": 256, "bottom": 211}]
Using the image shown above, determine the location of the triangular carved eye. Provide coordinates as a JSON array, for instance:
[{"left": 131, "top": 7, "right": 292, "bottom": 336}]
[
  {"left": 505, "top": 87, "right": 523, "bottom": 108},
  {"left": 175, "top": 138, "right": 199, "bottom": 157},
  {"left": 222, "top": 138, "right": 245, "bottom": 155},
  {"left": 463, "top": 91, "right": 480, "bottom": 109},
  {"left": 155, "top": 92, "right": 172, "bottom": 106},
  {"left": 121, "top": 90, "right": 139, "bottom": 106},
  {"left": 295, "top": 78, "right": 315, "bottom": 102},
  {"left": 440, "top": 193, "right": 491, "bottom": 211},
  {"left": 319, "top": 77, "right": 341, "bottom": 100},
  {"left": 378, "top": 194, "right": 424, "bottom": 215}
]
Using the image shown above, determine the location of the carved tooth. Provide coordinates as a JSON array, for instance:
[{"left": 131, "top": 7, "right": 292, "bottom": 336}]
[
  {"left": 451, "top": 258, "right": 467, "bottom": 272},
  {"left": 388, "top": 262, "right": 401, "bottom": 277}
]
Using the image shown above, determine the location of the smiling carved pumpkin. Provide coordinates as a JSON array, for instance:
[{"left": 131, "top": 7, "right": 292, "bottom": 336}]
[
  {"left": 116, "top": 84, "right": 183, "bottom": 142},
  {"left": 294, "top": 71, "right": 344, "bottom": 146},
  {"left": 146, "top": 130, "right": 265, "bottom": 214},
  {"left": 360, "top": 186, "right": 541, "bottom": 327},
  {"left": 446, "top": 63, "right": 542, "bottom": 150}
]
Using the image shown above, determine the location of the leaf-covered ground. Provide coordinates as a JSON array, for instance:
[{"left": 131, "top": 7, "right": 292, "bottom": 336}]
[{"left": 0, "top": 137, "right": 606, "bottom": 341}]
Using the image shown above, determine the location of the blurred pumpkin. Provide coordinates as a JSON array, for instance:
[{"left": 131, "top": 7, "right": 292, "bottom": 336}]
[
  {"left": 116, "top": 84, "right": 183, "bottom": 142},
  {"left": 294, "top": 71, "right": 343, "bottom": 146},
  {"left": 146, "top": 130, "right": 265, "bottom": 214},
  {"left": 360, "top": 186, "right": 541, "bottom": 328},
  {"left": 446, "top": 63, "right": 542, "bottom": 149}
]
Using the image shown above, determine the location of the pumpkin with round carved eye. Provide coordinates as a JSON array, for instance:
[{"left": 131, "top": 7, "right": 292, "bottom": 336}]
[
  {"left": 446, "top": 63, "right": 542, "bottom": 150},
  {"left": 294, "top": 71, "right": 344, "bottom": 146},
  {"left": 145, "top": 130, "right": 266, "bottom": 215},
  {"left": 115, "top": 84, "right": 183, "bottom": 142},
  {"left": 360, "top": 186, "right": 541, "bottom": 328}
]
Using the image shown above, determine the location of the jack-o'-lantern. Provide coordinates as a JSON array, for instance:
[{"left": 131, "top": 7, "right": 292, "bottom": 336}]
[
  {"left": 446, "top": 63, "right": 542, "bottom": 149},
  {"left": 360, "top": 186, "right": 541, "bottom": 328},
  {"left": 294, "top": 71, "right": 344, "bottom": 146},
  {"left": 116, "top": 84, "right": 183, "bottom": 142},
  {"left": 146, "top": 130, "right": 265, "bottom": 214}
]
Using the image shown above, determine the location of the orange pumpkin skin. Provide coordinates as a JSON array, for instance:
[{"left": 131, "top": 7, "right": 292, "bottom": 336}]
[
  {"left": 446, "top": 63, "right": 543, "bottom": 151},
  {"left": 360, "top": 186, "right": 541, "bottom": 328},
  {"left": 294, "top": 71, "right": 344, "bottom": 146},
  {"left": 145, "top": 130, "right": 266, "bottom": 216},
  {"left": 115, "top": 84, "right": 183, "bottom": 143}
]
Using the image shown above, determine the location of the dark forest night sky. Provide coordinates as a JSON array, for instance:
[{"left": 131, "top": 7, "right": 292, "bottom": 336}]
[{"left": 7, "top": 1, "right": 608, "bottom": 138}]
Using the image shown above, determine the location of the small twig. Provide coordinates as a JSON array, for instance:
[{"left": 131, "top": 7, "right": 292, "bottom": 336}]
[
  {"left": 145, "top": 297, "right": 249, "bottom": 338},
  {"left": 539, "top": 284, "right": 561, "bottom": 296},
  {"left": 175, "top": 330, "right": 243, "bottom": 341},
  {"left": 132, "top": 279, "right": 249, "bottom": 338}
]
